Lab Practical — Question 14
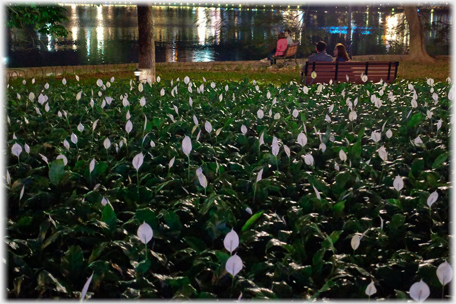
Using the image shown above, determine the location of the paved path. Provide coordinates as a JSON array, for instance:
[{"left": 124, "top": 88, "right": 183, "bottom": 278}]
[{"left": 5, "top": 55, "right": 409, "bottom": 80}]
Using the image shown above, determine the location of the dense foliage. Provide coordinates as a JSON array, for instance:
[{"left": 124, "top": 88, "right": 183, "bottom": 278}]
[
  {"left": 6, "top": 75, "right": 451, "bottom": 299},
  {"left": 6, "top": 4, "right": 69, "bottom": 37}
]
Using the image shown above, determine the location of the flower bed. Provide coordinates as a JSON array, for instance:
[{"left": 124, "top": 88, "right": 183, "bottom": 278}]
[{"left": 6, "top": 75, "right": 452, "bottom": 299}]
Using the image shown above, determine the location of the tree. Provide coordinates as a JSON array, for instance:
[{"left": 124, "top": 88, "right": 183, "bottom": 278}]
[
  {"left": 403, "top": 5, "right": 435, "bottom": 63},
  {"left": 6, "top": 3, "right": 157, "bottom": 82},
  {"left": 137, "top": 5, "right": 156, "bottom": 83},
  {"left": 6, "top": 4, "right": 69, "bottom": 50}
]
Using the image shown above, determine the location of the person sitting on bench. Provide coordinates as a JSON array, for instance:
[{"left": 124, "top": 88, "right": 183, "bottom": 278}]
[
  {"left": 263, "top": 33, "right": 288, "bottom": 65},
  {"left": 333, "top": 43, "right": 351, "bottom": 62},
  {"left": 261, "top": 29, "right": 294, "bottom": 63},
  {"left": 308, "top": 41, "right": 333, "bottom": 62}
]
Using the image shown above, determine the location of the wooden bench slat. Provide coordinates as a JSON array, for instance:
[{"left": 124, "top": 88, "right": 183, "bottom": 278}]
[{"left": 302, "top": 61, "right": 399, "bottom": 85}]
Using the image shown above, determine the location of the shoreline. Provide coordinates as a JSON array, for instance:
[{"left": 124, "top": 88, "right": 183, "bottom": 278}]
[{"left": 5, "top": 55, "right": 450, "bottom": 80}]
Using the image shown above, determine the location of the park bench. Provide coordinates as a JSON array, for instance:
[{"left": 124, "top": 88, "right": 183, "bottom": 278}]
[
  {"left": 301, "top": 61, "right": 399, "bottom": 85},
  {"left": 272, "top": 42, "right": 299, "bottom": 66}
]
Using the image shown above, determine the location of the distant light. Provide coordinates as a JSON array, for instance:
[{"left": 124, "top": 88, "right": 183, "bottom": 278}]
[{"left": 3, "top": 57, "right": 7, "bottom": 63}]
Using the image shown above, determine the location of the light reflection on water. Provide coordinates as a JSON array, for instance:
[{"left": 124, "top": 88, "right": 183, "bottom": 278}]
[{"left": 6, "top": 4, "right": 451, "bottom": 68}]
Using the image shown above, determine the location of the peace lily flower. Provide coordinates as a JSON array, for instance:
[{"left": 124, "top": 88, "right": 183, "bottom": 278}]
[
  {"left": 325, "top": 114, "right": 331, "bottom": 123},
  {"left": 378, "top": 146, "right": 388, "bottom": 161},
  {"left": 205, "top": 121, "right": 212, "bottom": 133},
  {"left": 349, "top": 110, "right": 357, "bottom": 121},
  {"left": 62, "top": 78, "right": 67, "bottom": 85},
  {"left": 409, "top": 280, "right": 430, "bottom": 302},
  {"left": 271, "top": 136, "right": 280, "bottom": 156},
  {"left": 80, "top": 273, "right": 94, "bottom": 301},
  {"left": 436, "top": 261, "right": 453, "bottom": 286},
  {"left": 297, "top": 132, "right": 307, "bottom": 147},
  {"left": 125, "top": 120, "right": 133, "bottom": 133},
  {"left": 76, "top": 91, "right": 82, "bottom": 100},
  {"left": 139, "top": 97, "right": 146, "bottom": 107},
  {"left": 274, "top": 113, "right": 281, "bottom": 120},
  {"left": 427, "top": 110, "right": 433, "bottom": 119},
  {"left": 196, "top": 130, "right": 202, "bottom": 142},
  {"left": 63, "top": 140, "right": 70, "bottom": 150},
  {"left": 89, "top": 159, "right": 96, "bottom": 174},
  {"left": 365, "top": 281, "right": 377, "bottom": 296},
  {"left": 292, "top": 109, "right": 299, "bottom": 118},
  {"left": 351, "top": 234, "right": 360, "bottom": 250},
  {"left": 224, "top": 229, "right": 239, "bottom": 254},
  {"left": 339, "top": 150, "right": 347, "bottom": 162},
  {"left": 193, "top": 115, "right": 198, "bottom": 126},
  {"left": 71, "top": 133, "right": 78, "bottom": 144},
  {"left": 411, "top": 99, "right": 418, "bottom": 108},
  {"left": 257, "top": 109, "right": 264, "bottom": 119},
  {"left": 182, "top": 136, "right": 192, "bottom": 157},
  {"left": 427, "top": 191, "right": 438, "bottom": 207},
  {"left": 283, "top": 145, "right": 290, "bottom": 158},
  {"left": 126, "top": 111, "right": 131, "bottom": 120},
  {"left": 78, "top": 123, "right": 84, "bottom": 132},
  {"left": 137, "top": 221, "right": 153, "bottom": 245},
  {"left": 197, "top": 171, "right": 208, "bottom": 191},
  {"left": 56, "top": 154, "right": 68, "bottom": 166},
  {"left": 241, "top": 125, "right": 247, "bottom": 135},
  {"left": 169, "top": 157, "right": 175, "bottom": 169},
  {"left": 132, "top": 153, "right": 144, "bottom": 171},
  {"left": 11, "top": 143, "right": 22, "bottom": 158},
  {"left": 303, "top": 153, "right": 314, "bottom": 166},
  {"left": 371, "top": 131, "right": 381, "bottom": 142},
  {"left": 312, "top": 185, "right": 321, "bottom": 200},
  {"left": 414, "top": 136, "right": 424, "bottom": 146},
  {"left": 386, "top": 129, "right": 393, "bottom": 138},
  {"left": 96, "top": 79, "right": 103, "bottom": 87},
  {"left": 225, "top": 254, "right": 243, "bottom": 277},
  {"left": 393, "top": 175, "right": 404, "bottom": 191},
  {"left": 259, "top": 132, "right": 264, "bottom": 146},
  {"left": 437, "top": 119, "right": 442, "bottom": 131}
]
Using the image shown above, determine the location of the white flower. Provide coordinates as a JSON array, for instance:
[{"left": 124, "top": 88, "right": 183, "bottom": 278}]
[
  {"left": 89, "top": 159, "right": 96, "bottom": 173},
  {"left": 365, "top": 281, "right": 377, "bottom": 296},
  {"left": 426, "top": 78, "right": 434, "bottom": 86},
  {"left": 182, "top": 136, "right": 192, "bottom": 157},
  {"left": 297, "top": 132, "right": 307, "bottom": 147},
  {"left": 283, "top": 145, "right": 290, "bottom": 158},
  {"left": 436, "top": 261, "right": 453, "bottom": 286},
  {"left": 393, "top": 175, "right": 404, "bottom": 191},
  {"left": 71, "top": 133, "right": 78, "bottom": 144},
  {"left": 257, "top": 109, "right": 264, "bottom": 119},
  {"left": 62, "top": 78, "right": 67, "bottom": 85},
  {"left": 437, "top": 119, "right": 442, "bottom": 131},
  {"left": 274, "top": 113, "right": 281, "bottom": 120},
  {"left": 256, "top": 169, "right": 263, "bottom": 183},
  {"left": 414, "top": 136, "right": 423, "bottom": 146},
  {"left": 198, "top": 172, "right": 208, "bottom": 189},
  {"left": 259, "top": 132, "right": 264, "bottom": 146},
  {"left": 378, "top": 146, "right": 388, "bottom": 161},
  {"left": 225, "top": 254, "right": 243, "bottom": 277},
  {"left": 125, "top": 120, "right": 133, "bottom": 133},
  {"left": 56, "top": 154, "right": 68, "bottom": 166},
  {"left": 339, "top": 150, "right": 347, "bottom": 162},
  {"left": 63, "top": 140, "right": 70, "bottom": 150},
  {"left": 205, "top": 121, "right": 212, "bottom": 133},
  {"left": 319, "top": 142, "right": 326, "bottom": 152},
  {"left": 223, "top": 229, "right": 239, "bottom": 254},
  {"left": 271, "top": 136, "right": 280, "bottom": 156},
  {"left": 24, "top": 143, "right": 30, "bottom": 154},
  {"left": 409, "top": 280, "right": 430, "bottom": 302},
  {"left": 303, "top": 153, "right": 314, "bottom": 166},
  {"left": 386, "top": 129, "right": 393, "bottom": 138},
  {"left": 371, "top": 131, "right": 381, "bottom": 142},
  {"left": 78, "top": 123, "right": 84, "bottom": 132},
  {"left": 349, "top": 111, "right": 357, "bottom": 121},
  {"left": 96, "top": 79, "right": 103, "bottom": 87},
  {"left": 132, "top": 153, "right": 144, "bottom": 171},
  {"left": 427, "top": 191, "right": 438, "bottom": 207},
  {"left": 411, "top": 99, "right": 418, "bottom": 108},
  {"left": 11, "top": 143, "right": 22, "bottom": 157},
  {"left": 169, "top": 157, "right": 175, "bottom": 168},
  {"left": 351, "top": 234, "right": 360, "bottom": 250},
  {"left": 137, "top": 222, "right": 153, "bottom": 244},
  {"left": 241, "top": 125, "right": 247, "bottom": 135},
  {"left": 292, "top": 109, "right": 299, "bottom": 118}
]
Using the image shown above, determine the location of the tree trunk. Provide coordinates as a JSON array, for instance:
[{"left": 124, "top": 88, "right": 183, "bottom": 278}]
[
  {"left": 137, "top": 5, "right": 156, "bottom": 83},
  {"left": 403, "top": 5, "right": 435, "bottom": 63}
]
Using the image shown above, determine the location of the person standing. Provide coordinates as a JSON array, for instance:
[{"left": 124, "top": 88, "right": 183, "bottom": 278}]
[
  {"left": 308, "top": 41, "right": 333, "bottom": 62},
  {"left": 333, "top": 43, "right": 351, "bottom": 62}
]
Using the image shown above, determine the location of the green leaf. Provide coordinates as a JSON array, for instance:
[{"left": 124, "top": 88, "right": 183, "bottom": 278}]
[
  {"left": 135, "top": 208, "right": 158, "bottom": 230},
  {"left": 102, "top": 204, "right": 116, "bottom": 232},
  {"left": 390, "top": 213, "right": 406, "bottom": 229},
  {"left": 241, "top": 211, "right": 264, "bottom": 232},
  {"left": 407, "top": 113, "right": 423, "bottom": 127},
  {"left": 60, "top": 245, "right": 84, "bottom": 280},
  {"left": 183, "top": 236, "right": 207, "bottom": 253},
  {"left": 136, "top": 259, "right": 151, "bottom": 274},
  {"left": 333, "top": 201, "right": 345, "bottom": 213},
  {"left": 49, "top": 159, "right": 65, "bottom": 186},
  {"left": 432, "top": 152, "right": 449, "bottom": 169}
]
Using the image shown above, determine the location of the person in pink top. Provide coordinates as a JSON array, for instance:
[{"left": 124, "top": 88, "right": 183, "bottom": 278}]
[{"left": 264, "top": 33, "right": 287, "bottom": 65}]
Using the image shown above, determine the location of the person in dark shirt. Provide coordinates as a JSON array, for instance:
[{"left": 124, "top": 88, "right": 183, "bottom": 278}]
[
  {"left": 308, "top": 41, "right": 333, "bottom": 62},
  {"left": 333, "top": 43, "right": 351, "bottom": 62}
]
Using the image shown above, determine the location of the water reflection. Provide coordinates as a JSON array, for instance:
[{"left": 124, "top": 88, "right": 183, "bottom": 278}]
[{"left": 6, "top": 4, "right": 451, "bottom": 68}]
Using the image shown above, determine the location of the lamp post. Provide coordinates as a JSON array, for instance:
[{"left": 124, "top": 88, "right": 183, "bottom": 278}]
[{"left": 134, "top": 68, "right": 141, "bottom": 81}]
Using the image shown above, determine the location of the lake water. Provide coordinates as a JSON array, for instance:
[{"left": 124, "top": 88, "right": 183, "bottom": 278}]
[{"left": 6, "top": 4, "right": 451, "bottom": 68}]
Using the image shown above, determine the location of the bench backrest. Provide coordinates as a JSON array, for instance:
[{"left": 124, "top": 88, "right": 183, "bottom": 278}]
[
  {"left": 284, "top": 43, "right": 299, "bottom": 57},
  {"left": 302, "top": 61, "right": 399, "bottom": 85}
]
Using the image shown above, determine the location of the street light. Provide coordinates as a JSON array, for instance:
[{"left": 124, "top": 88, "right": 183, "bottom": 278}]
[{"left": 134, "top": 68, "right": 141, "bottom": 81}]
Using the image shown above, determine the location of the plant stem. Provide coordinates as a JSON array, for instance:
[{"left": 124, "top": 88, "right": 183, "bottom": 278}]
[
  {"left": 187, "top": 155, "right": 190, "bottom": 180},
  {"left": 137, "top": 171, "right": 140, "bottom": 201},
  {"left": 145, "top": 242, "right": 147, "bottom": 261}
]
